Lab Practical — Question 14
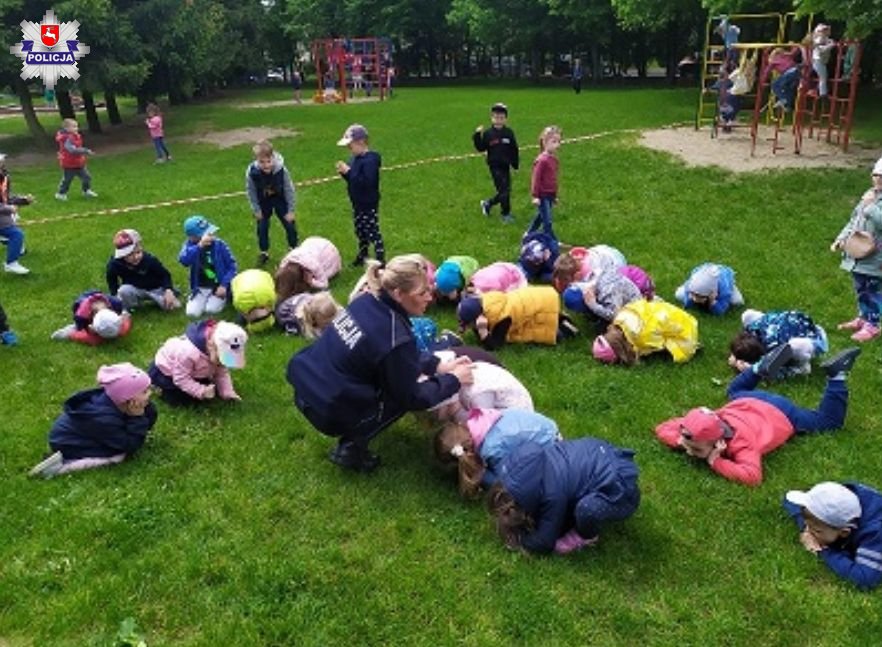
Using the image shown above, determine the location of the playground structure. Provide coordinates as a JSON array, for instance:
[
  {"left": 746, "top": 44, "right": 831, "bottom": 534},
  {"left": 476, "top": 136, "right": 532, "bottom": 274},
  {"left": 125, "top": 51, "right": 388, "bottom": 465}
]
[
  {"left": 311, "top": 38, "right": 393, "bottom": 103},
  {"left": 695, "top": 13, "right": 863, "bottom": 155}
]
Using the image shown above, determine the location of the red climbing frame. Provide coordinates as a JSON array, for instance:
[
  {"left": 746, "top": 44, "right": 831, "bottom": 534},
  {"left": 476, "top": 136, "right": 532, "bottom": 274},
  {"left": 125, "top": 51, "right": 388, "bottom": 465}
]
[{"left": 311, "top": 37, "right": 392, "bottom": 103}]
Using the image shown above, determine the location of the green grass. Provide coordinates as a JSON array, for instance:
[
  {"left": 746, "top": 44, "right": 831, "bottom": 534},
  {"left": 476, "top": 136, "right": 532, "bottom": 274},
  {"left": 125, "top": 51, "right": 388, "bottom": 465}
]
[{"left": 3, "top": 83, "right": 882, "bottom": 646}]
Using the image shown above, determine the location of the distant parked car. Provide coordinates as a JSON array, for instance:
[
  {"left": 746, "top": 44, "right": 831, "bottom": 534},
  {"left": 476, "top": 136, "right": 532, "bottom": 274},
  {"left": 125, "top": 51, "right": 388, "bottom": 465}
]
[{"left": 266, "top": 68, "right": 284, "bottom": 83}]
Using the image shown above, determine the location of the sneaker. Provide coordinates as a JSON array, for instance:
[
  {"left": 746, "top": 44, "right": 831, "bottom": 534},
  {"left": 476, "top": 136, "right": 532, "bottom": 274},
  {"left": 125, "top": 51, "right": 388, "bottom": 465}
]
[
  {"left": 558, "top": 316, "right": 580, "bottom": 339},
  {"left": 83, "top": 189, "right": 98, "bottom": 198},
  {"left": 820, "top": 347, "right": 862, "bottom": 377},
  {"left": 480, "top": 200, "right": 491, "bottom": 217},
  {"left": 0, "top": 330, "right": 18, "bottom": 345},
  {"left": 3, "top": 261, "right": 29, "bottom": 275},
  {"left": 837, "top": 317, "right": 864, "bottom": 331},
  {"left": 350, "top": 256, "right": 365, "bottom": 268},
  {"left": 438, "top": 329, "right": 463, "bottom": 347},
  {"left": 754, "top": 343, "right": 794, "bottom": 380},
  {"left": 328, "top": 443, "right": 380, "bottom": 473},
  {"left": 51, "top": 324, "right": 76, "bottom": 340},
  {"left": 501, "top": 214, "right": 515, "bottom": 224},
  {"left": 257, "top": 251, "right": 270, "bottom": 267},
  {"left": 154, "top": 158, "right": 166, "bottom": 165},
  {"left": 28, "top": 451, "right": 63, "bottom": 479},
  {"left": 851, "top": 322, "right": 880, "bottom": 342},
  {"left": 54, "top": 192, "right": 68, "bottom": 201}
]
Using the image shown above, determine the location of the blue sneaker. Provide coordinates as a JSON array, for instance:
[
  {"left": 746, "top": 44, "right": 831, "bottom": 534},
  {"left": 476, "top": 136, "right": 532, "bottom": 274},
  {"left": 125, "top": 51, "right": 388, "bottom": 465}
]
[
  {"left": 0, "top": 330, "right": 17, "bottom": 346},
  {"left": 501, "top": 214, "right": 515, "bottom": 224}
]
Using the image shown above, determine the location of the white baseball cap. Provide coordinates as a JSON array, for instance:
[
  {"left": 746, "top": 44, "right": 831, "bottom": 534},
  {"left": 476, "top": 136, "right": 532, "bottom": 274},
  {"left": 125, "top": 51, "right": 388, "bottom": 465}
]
[
  {"left": 872, "top": 157, "right": 882, "bottom": 176},
  {"left": 213, "top": 321, "right": 248, "bottom": 369},
  {"left": 786, "top": 482, "right": 862, "bottom": 528},
  {"left": 91, "top": 308, "right": 123, "bottom": 339}
]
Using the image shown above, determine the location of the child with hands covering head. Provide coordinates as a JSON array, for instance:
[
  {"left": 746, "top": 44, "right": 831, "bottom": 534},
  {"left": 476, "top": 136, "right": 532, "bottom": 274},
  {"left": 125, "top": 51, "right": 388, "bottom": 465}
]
[
  {"left": 486, "top": 437, "right": 640, "bottom": 555},
  {"left": 29, "top": 363, "right": 157, "bottom": 479},
  {"left": 51, "top": 290, "right": 131, "bottom": 345},
  {"left": 675, "top": 262, "right": 744, "bottom": 315},
  {"left": 179, "top": 215, "right": 238, "bottom": 317}
]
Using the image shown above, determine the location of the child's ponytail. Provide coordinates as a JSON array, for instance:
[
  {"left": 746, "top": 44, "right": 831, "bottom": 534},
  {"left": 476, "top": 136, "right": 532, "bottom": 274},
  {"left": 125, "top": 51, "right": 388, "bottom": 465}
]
[
  {"left": 434, "top": 423, "right": 485, "bottom": 498},
  {"left": 538, "top": 125, "right": 562, "bottom": 152}
]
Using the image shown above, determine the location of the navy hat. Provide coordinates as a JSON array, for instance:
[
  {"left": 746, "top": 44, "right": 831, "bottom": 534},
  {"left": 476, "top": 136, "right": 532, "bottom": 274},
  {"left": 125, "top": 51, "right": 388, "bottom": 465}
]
[
  {"left": 457, "top": 297, "right": 483, "bottom": 330},
  {"left": 490, "top": 102, "right": 508, "bottom": 116}
]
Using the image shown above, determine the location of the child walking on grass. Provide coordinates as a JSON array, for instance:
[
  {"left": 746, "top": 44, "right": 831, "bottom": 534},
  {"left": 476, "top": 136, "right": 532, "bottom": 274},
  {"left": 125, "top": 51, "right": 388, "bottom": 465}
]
[
  {"left": 336, "top": 124, "right": 384, "bottom": 266},
  {"left": 29, "top": 363, "right": 156, "bottom": 479},
  {"left": 527, "top": 126, "right": 562, "bottom": 240},
  {"left": 487, "top": 437, "right": 640, "bottom": 555},
  {"left": 246, "top": 139, "right": 298, "bottom": 266},
  {"left": 145, "top": 103, "right": 172, "bottom": 163},
  {"left": 54, "top": 118, "right": 97, "bottom": 200},
  {"left": 474, "top": 103, "right": 519, "bottom": 224}
]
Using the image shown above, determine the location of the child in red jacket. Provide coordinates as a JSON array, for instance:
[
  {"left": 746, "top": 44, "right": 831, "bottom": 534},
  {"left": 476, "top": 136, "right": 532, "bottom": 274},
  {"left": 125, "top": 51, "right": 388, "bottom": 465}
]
[
  {"left": 655, "top": 345, "right": 860, "bottom": 485},
  {"left": 54, "top": 118, "right": 97, "bottom": 200}
]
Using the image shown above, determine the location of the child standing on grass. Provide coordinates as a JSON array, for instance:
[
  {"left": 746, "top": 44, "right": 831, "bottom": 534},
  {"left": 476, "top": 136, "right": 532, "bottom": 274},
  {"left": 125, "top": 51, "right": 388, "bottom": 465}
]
[
  {"left": 148, "top": 320, "right": 248, "bottom": 406},
  {"left": 0, "top": 299, "right": 17, "bottom": 346},
  {"left": 474, "top": 103, "right": 519, "bottom": 224},
  {"left": 28, "top": 363, "right": 156, "bottom": 479},
  {"left": 655, "top": 345, "right": 861, "bottom": 486},
  {"left": 145, "top": 103, "right": 172, "bottom": 163},
  {"left": 179, "top": 215, "right": 238, "bottom": 317},
  {"left": 54, "top": 118, "right": 97, "bottom": 200},
  {"left": 527, "top": 126, "right": 562, "bottom": 240},
  {"left": 246, "top": 139, "right": 298, "bottom": 266},
  {"left": 830, "top": 156, "right": 882, "bottom": 342},
  {"left": 783, "top": 481, "right": 882, "bottom": 590},
  {"left": 0, "top": 152, "right": 33, "bottom": 275},
  {"left": 335, "top": 124, "right": 384, "bottom": 266},
  {"left": 106, "top": 229, "right": 180, "bottom": 311},
  {"left": 51, "top": 290, "right": 131, "bottom": 345},
  {"left": 486, "top": 437, "right": 640, "bottom": 555}
]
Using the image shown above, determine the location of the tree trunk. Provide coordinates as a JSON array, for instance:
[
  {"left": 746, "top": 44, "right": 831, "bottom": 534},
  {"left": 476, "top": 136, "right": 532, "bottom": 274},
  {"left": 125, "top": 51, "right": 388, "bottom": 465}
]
[
  {"left": 590, "top": 41, "right": 601, "bottom": 83},
  {"left": 82, "top": 91, "right": 102, "bottom": 133},
  {"left": 56, "top": 89, "right": 76, "bottom": 119},
  {"left": 13, "top": 77, "right": 49, "bottom": 143},
  {"left": 104, "top": 91, "right": 122, "bottom": 125}
]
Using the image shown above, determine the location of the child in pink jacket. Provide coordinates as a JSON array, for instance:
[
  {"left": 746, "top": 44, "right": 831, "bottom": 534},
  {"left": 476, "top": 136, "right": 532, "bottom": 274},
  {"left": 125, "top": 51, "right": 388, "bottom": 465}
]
[
  {"left": 655, "top": 345, "right": 859, "bottom": 486},
  {"left": 148, "top": 320, "right": 247, "bottom": 406},
  {"left": 469, "top": 262, "right": 527, "bottom": 295},
  {"left": 275, "top": 236, "right": 342, "bottom": 300},
  {"left": 145, "top": 103, "right": 171, "bottom": 163}
]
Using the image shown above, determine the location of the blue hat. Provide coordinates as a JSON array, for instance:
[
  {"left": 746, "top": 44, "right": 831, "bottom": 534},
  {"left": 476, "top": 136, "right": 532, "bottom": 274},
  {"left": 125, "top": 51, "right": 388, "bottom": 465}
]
[
  {"left": 521, "top": 240, "right": 546, "bottom": 268},
  {"left": 435, "top": 261, "right": 464, "bottom": 295},
  {"left": 184, "top": 215, "right": 219, "bottom": 238},
  {"left": 457, "top": 297, "right": 483, "bottom": 329},
  {"left": 563, "top": 284, "right": 589, "bottom": 314}
]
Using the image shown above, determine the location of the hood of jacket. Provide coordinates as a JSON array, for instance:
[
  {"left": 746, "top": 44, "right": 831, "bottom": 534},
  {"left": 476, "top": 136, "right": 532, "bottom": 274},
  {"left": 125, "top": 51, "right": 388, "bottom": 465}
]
[
  {"left": 62, "top": 388, "right": 120, "bottom": 420},
  {"left": 185, "top": 320, "right": 214, "bottom": 355},
  {"left": 248, "top": 152, "right": 285, "bottom": 175},
  {"left": 498, "top": 441, "right": 548, "bottom": 514}
]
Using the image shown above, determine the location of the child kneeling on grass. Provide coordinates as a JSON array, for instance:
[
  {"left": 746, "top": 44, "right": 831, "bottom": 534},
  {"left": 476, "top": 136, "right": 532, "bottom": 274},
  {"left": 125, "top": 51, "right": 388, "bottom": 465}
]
[
  {"left": 29, "top": 363, "right": 156, "bottom": 479},
  {"left": 51, "top": 290, "right": 131, "bottom": 345},
  {"left": 275, "top": 236, "right": 342, "bottom": 299},
  {"left": 231, "top": 269, "right": 277, "bottom": 333},
  {"left": 487, "top": 437, "right": 640, "bottom": 555},
  {"left": 275, "top": 291, "right": 342, "bottom": 338},
  {"left": 434, "top": 255, "right": 479, "bottom": 302},
  {"left": 592, "top": 299, "right": 698, "bottom": 365},
  {"left": 148, "top": 320, "right": 247, "bottom": 406},
  {"left": 434, "top": 408, "right": 560, "bottom": 498},
  {"left": 675, "top": 262, "right": 744, "bottom": 315},
  {"left": 655, "top": 345, "right": 861, "bottom": 486},
  {"left": 728, "top": 309, "right": 828, "bottom": 376},
  {"left": 783, "top": 481, "right": 882, "bottom": 590}
]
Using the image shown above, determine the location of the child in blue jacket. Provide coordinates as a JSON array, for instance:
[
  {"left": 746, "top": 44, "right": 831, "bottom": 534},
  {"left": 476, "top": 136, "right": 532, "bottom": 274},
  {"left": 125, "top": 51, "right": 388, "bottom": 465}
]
[
  {"left": 434, "top": 408, "right": 561, "bottom": 498},
  {"left": 487, "top": 437, "right": 640, "bottom": 555},
  {"left": 783, "top": 481, "right": 882, "bottom": 590},
  {"left": 675, "top": 262, "right": 744, "bottom": 315},
  {"left": 29, "top": 363, "right": 156, "bottom": 479},
  {"left": 179, "top": 215, "right": 237, "bottom": 317}
]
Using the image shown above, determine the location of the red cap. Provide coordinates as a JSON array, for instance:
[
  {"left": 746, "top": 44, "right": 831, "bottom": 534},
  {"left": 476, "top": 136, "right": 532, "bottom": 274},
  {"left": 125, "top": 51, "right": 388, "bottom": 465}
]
[{"left": 680, "top": 407, "right": 725, "bottom": 442}]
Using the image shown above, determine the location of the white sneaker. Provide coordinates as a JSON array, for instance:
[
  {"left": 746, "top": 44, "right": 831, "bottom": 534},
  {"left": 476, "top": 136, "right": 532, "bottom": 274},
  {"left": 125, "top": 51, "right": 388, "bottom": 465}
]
[
  {"left": 29, "top": 451, "right": 64, "bottom": 479},
  {"left": 51, "top": 324, "right": 76, "bottom": 340},
  {"left": 55, "top": 192, "right": 68, "bottom": 201},
  {"left": 4, "top": 261, "right": 29, "bottom": 275},
  {"left": 83, "top": 189, "right": 98, "bottom": 198}
]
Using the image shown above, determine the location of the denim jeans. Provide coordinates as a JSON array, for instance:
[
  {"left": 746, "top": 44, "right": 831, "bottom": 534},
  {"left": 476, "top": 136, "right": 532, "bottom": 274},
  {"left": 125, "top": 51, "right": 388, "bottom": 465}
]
[
  {"left": 152, "top": 136, "right": 170, "bottom": 159},
  {"left": 0, "top": 225, "right": 24, "bottom": 262},
  {"left": 527, "top": 197, "right": 556, "bottom": 240},
  {"left": 727, "top": 368, "right": 848, "bottom": 433},
  {"left": 852, "top": 273, "right": 882, "bottom": 326}
]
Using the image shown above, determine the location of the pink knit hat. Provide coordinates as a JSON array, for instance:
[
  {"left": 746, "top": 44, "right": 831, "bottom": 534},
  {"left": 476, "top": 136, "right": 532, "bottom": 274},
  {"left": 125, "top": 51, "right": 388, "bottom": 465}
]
[
  {"left": 97, "top": 362, "right": 151, "bottom": 405},
  {"left": 592, "top": 335, "right": 617, "bottom": 363}
]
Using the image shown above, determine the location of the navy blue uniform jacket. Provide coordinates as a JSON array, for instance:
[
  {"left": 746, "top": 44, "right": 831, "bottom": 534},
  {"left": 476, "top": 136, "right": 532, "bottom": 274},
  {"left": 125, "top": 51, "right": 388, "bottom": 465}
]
[{"left": 287, "top": 290, "right": 460, "bottom": 433}]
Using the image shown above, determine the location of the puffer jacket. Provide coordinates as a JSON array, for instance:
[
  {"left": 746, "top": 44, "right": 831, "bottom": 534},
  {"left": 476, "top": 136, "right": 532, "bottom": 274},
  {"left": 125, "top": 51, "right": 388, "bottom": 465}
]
[
  {"left": 231, "top": 269, "right": 276, "bottom": 332},
  {"left": 613, "top": 299, "right": 699, "bottom": 363},
  {"left": 278, "top": 237, "right": 342, "bottom": 290},
  {"left": 152, "top": 321, "right": 237, "bottom": 399},
  {"left": 470, "top": 262, "right": 527, "bottom": 294},
  {"left": 482, "top": 286, "right": 560, "bottom": 345}
]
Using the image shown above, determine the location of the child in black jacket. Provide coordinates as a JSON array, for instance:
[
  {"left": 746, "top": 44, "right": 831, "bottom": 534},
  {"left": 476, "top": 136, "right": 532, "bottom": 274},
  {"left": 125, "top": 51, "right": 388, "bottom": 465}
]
[
  {"left": 473, "top": 103, "right": 519, "bottom": 224},
  {"left": 335, "top": 124, "right": 384, "bottom": 267},
  {"left": 105, "top": 228, "right": 180, "bottom": 311}
]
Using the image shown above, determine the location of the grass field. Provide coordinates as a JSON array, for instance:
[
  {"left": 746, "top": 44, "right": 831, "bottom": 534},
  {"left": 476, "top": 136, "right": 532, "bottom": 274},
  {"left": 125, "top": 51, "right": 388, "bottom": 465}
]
[{"left": 2, "top": 83, "right": 882, "bottom": 646}]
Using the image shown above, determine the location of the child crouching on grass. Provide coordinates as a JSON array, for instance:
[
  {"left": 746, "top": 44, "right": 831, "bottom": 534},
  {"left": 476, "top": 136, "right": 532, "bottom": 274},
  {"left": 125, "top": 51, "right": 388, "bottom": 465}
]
[
  {"left": 434, "top": 408, "right": 560, "bottom": 498},
  {"left": 106, "top": 229, "right": 180, "bottom": 311},
  {"left": 487, "top": 437, "right": 640, "bottom": 555},
  {"left": 275, "top": 291, "right": 342, "bottom": 338},
  {"left": 592, "top": 299, "right": 698, "bottom": 365},
  {"left": 783, "top": 481, "right": 882, "bottom": 590},
  {"left": 29, "top": 363, "right": 156, "bottom": 479},
  {"left": 728, "top": 309, "right": 827, "bottom": 376},
  {"left": 148, "top": 320, "right": 247, "bottom": 406},
  {"left": 51, "top": 290, "right": 131, "bottom": 345}
]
